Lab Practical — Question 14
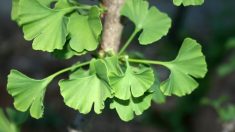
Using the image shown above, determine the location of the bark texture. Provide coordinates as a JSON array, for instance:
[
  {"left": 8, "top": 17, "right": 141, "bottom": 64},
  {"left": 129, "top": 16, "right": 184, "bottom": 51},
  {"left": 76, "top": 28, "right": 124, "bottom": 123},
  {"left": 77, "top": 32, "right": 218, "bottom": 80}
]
[{"left": 101, "top": 0, "right": 125, "bottom": 53}]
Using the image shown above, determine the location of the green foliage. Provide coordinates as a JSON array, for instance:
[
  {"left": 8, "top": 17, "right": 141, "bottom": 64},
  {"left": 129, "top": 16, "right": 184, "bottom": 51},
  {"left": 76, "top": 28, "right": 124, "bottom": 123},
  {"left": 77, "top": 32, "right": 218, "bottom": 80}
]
[
  {"left": 110, "top": 93, "right": 153, "bottom": 121},
  {"left": 12, "top": 0, "right": 102, "bottom": 53},
  {"left": 59, "top": 59, "right": 112, "bottom": 114},
  {"left": 218, "top": 55, "right": 235, "bottom": 77},
  {"left": 218, "top": 37, "right": 235, "bottom": 76},
  {"left": 0, "top": 108, "right": 18, "bottom": 132},
  {"left": 67, "top": 7, "right": 102, "bottom": 53},
  {"left": 7, "top": 70, "right": 54, "bottom": 119},
  {"left": 121, "top": 0, "right": 171, "bottom": 45},
  {"left": 109, "top": 60, "right": 155, "bottom": 100},
  {"left": 150, "top": 72, "right": 166, "bottom": 104},
  {"left": 0, "top": 108, "right": 27, "bottom": 132},
  {"left": 202, "top": 96, "right": 235, "bottom": 122},
  {"left": 173, "top": 0, "right": 204, "bottom": 6},
  {"left": 160, "top": 38, "right": 207, "bottom": 96},
  {"left": 8, "top": 0, "right": 207, "bottom": 121},
  {"left": 219, "top": 105, "right": 235, "bottom": 122}
]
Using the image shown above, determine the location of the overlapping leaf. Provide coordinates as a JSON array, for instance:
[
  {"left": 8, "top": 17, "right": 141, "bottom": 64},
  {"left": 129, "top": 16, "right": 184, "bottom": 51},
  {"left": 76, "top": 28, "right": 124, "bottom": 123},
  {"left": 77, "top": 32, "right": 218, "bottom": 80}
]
[
  {"left": 121, "top": 0, "right": 171, "bottom": 44},
  {"left": 68, "top": 7, "right": 102, "bottom": 53},
  {"left": 52, "top": 42, "right": 86, "bottom": 59},
  {"left": 173, "top": 0, "right": 204, "bottom": 6},
  {"left": 11, "top": 0, "right": 102, "bottom": 53},
  {"left": 149, "top": 72, "right": 166, "bottom": 104},
  {"left": 59, "top": 59, "right": 112, "bottom": 114},
  {"left": 110, "top": 93, "right": 152, "bottom": 122},
  {"left": 160, "top": 38, "right": 207, "bottom": 96},
  {"left": 109, "top": 62, "right": 154, "bottom": 100},
  {"left": 15, "top": 0, "right": 72, "bottom": 52},
  {"left": 7, "top": 70, "right": 54, "bottom": 119},
  {"left": 103, "top": 56, "right": 123, "bottom": 75}
]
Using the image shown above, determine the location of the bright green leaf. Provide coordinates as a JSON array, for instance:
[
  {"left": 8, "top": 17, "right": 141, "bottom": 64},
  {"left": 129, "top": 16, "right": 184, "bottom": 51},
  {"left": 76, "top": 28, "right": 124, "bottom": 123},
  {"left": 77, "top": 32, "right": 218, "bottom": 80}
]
[
  {"left": 68, "top": 7, "right": 102, "bottom": 52},
  {"left": 110, "top": 93, "right": 152, "bottom": 122},
  {"left": 160, "top": 38, "right": 207, "bottom": 96},
  {"left": 15, "top": 0, "right": 74, "bottom": 52},
  {"left": 7, "top": 70, "right": 54, "bottom": 119},
  {"left": 173, "top": 0, "right": 204, "bottom": 6},
  {"left": 0, "top": 108, "right": 18, "bottom": 132},
  {"left": 121, "top": 0, "right": 171, "bottom": 45},
  {"left": 110, "top": 62, "right": 154, "bottom": 100},
  {"left": 59, "top": 60, "right": 112, "bottom": 114}
]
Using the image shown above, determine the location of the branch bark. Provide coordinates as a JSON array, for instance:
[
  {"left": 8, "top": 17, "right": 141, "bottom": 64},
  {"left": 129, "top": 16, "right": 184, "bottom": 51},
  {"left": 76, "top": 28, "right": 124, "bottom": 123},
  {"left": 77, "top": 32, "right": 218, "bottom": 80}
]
[{"left": 101, "top": 0, "right": 125, "bottom": 53}]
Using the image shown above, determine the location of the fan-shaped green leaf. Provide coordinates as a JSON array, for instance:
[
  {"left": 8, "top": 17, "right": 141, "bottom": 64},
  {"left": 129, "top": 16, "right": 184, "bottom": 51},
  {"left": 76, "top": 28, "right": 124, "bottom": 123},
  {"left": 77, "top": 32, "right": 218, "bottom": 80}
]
[
  {"left": 121, "top": 0, "right": 171, "bottom": 45},
  {"left": 173, "top": 0, "right": 204, "bottom": 6},
  {"left": 110, "top": 63, "right": 154, "bottom": 100},
  {"left": 15, "top": 0, "right": 75, "bottom": 52},
  {"left": 59, "top": 60, "right": 112, "bottom": 114},
  {"left": 68, "top": 7, "right": 102, "bottom": 52},
  {"left": 160, "top": 38, "right": 207, "bottom": 96},
  {"left": 110, "top": 93, "right": 152, "bottom": 122},
  {"left": 7, "top": 70, "right": 54, "bottom": 119}
]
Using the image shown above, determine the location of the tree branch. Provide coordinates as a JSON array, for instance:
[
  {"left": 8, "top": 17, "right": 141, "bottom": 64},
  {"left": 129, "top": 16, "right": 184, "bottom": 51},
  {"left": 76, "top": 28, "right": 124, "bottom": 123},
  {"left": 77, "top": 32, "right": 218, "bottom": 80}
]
[{"left": 101, "top": 0, "right": 125, "bottom": 53}]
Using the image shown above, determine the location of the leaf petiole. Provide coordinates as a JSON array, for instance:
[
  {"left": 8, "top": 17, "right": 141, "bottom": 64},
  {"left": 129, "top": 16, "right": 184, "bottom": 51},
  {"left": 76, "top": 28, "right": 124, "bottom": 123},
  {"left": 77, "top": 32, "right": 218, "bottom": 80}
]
[
  {"left": 49, "top": 61, "right": 91, "bottom": 78},
  {"left": 127, "top": 58, "right": 169, "bottom": 67},
  {"left": 119, "top": 28, "right": 140, "bottom": 55}
]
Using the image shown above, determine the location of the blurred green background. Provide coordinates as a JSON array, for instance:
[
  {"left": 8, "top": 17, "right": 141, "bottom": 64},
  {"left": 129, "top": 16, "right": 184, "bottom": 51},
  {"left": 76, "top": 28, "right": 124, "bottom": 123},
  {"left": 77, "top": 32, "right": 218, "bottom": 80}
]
[{"left": 1, "top": 0, "right": 235, "bottom": 132}]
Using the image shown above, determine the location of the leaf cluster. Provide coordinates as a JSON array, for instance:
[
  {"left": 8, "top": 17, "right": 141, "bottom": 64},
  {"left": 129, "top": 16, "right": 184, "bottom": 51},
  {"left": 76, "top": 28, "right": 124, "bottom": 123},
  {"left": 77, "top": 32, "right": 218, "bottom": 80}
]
[{"left": 8, "top": 0, "right": 207, "bottom": 121}]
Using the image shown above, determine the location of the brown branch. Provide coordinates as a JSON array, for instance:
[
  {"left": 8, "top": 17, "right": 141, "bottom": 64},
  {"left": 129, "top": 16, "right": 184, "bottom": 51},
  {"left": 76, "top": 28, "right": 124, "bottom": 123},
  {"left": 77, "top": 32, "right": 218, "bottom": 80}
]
[{"left": 101, "top": 0, "right": 125, "bottom": 53}]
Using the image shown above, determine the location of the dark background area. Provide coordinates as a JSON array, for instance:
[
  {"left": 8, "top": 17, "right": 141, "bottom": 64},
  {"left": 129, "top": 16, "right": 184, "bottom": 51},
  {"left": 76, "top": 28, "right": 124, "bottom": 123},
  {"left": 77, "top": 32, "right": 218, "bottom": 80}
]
[{"left": 1, "top": 0, "right": 235, "bottom": 132}]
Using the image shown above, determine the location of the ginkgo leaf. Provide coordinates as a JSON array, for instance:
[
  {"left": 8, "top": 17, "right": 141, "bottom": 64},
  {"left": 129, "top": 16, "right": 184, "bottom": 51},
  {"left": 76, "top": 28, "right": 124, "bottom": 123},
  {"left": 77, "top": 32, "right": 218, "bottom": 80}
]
[
  {"left": 110, "top": 62, "right": 154, "bottom": 100},
  {"left": 5, "top": 108, "right": 28, "bottom": 126},
  {"left": 104, "top": 55, "right": 123, "bottom": 75},
  {"left": 15, "top": 0, "right": 74, "bottom": 52},
  {"left": 110, "top": 93, "right": 152, "bottom": 122},
  {"left": 7, "top": 70, "right": 54, "bottom": 119},
  {"left": 12, "top": 0, "right": 102, "bottom": 53},
  {"left": 160, "top": 38, "right": 207, "bottom": 96},
  {"left": 0, "top": 109, "right": 18, "bottom": 132},
  {"left": 149, "top": 72, "right": 166, "bottom": 104},
  {"left": 59, "top": 60, "right": 112, "bottom": 114},
  {"left": 69, "top": 68, "right": 89, "bottom": 79},
  {"left": 11, "top": 0, "right": 20, "bottom": 21},
  {"left": 68, "top": 7, "right": 102, "bottom": 52},
  {"left": 121, "top": 0, "right": 171, "bottom": 45},
  {"left": 173, "top": 0, "right": 204, "bottom": 6},
  {"left": 52, "top": 42, "right": 86, "bottom": 59}
]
